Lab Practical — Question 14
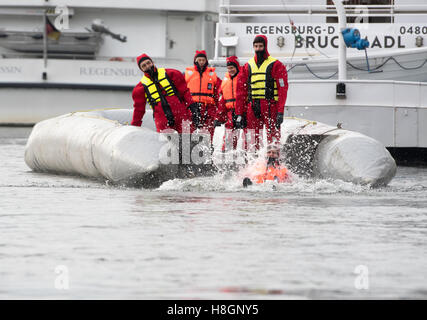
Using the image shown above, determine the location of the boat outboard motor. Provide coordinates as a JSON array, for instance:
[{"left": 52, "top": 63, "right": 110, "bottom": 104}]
[{"left": 91, "top": 19, "right": 127, "bottom": 42}]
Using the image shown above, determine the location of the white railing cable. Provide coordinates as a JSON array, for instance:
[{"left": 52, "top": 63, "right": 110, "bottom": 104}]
[{"left": 218, "top": 3, "right": 427, "bottom": 21}]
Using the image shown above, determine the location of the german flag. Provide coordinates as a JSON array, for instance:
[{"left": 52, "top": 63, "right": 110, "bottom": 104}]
[{"left": 46, "top": 17, "right": 61, "bottom": 40}]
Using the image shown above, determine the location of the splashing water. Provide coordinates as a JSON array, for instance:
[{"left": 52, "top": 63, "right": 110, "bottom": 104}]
[{"left": 158, "top": 171, "right": 369, "bottom": 194}]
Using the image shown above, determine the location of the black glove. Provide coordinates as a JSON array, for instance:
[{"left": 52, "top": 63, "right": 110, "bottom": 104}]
[
  {"left": 235, "top": 113, "right": 247, "bottom": 129},
  {"left": 276, "top": 112, "right": 284, "bottom": 129},
  {"left": 243, "top": 177, "right": 253, "bottom": 188},
  {"left": 188, "top": 103, "right": 202, "bottom": 128},
  {"left": 213, "top": 120, "right": 223, "bottom": 127}
]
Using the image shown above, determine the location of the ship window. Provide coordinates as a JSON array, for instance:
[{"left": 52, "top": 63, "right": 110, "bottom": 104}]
[{"left": 326, "top": 0, "right": 394, "bottom": 23}]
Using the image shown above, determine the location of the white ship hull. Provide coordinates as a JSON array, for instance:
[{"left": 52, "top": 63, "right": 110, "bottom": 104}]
[
  {"left": 2, "top": 60, "right": 427, "bottom": 150},
  {"left": 212, "top": 46, "right": 427, "bottom": 82},
  {"left": 286, "top": 47, "right": 427, "bottom": 82},
  {"left": 285, "top": 80, "right": 427, "bottom": 149},
  {"left": 0, "top": 86, "right": 133, "bottom": 125},
  {"left": 0, "top": 58, "right": 137, "bottom": 125}
]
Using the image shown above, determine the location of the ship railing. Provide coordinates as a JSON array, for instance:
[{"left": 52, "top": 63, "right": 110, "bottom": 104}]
[
  {"left": 214, "top": 1, "right": 427, "bottom": 61},
  {"left": 286, "top": 79, "right": 427, "bottom": 109},
  {"left": 219, "top": 2, "right": 427, "bottom": 22},
  {"left": 0, "top": 52, "right": 186, "bottom": 65},
  {"left": 1, "top": 52, "right": 106, "bottom": 60}
]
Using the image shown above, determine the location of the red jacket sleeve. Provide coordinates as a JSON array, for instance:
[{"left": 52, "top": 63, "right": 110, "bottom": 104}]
[
  {"left": 131, "top": 83, "right": 147, "bottom": 127},
  {"left": 235, "top": 64, "right": 249, "bottom": 116},
  {"left": 166, "top": 68, "right": 194, "bottom": 107},
  {"left": 214, "top": 77, "right": 222, "bottom": 107},
  {"left": 272, "top": 60, "right": 288, "bottom": 113},
  {"left": 215, "top": 86, "right": 228, "bottom": 123}
]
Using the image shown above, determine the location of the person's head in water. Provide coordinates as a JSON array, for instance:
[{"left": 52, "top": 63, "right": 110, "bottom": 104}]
[
  {"left": 266, "top": 144, "right": 281, "bottom": 167},
  {"left": 137, "top": 53, "right": 156, "bottom": 77}
]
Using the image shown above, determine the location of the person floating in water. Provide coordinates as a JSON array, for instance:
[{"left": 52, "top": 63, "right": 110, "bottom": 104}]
[{"left": 242, "top": 143, "right": 290, "bottom": 187}]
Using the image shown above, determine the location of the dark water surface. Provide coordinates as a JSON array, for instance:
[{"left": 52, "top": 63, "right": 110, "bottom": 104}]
[{"left": 1, "top": 127, "right": 426, "bottom": 299}]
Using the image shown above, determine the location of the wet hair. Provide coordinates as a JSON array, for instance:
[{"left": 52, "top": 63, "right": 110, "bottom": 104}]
[
  {"left": 253, "top": 36, "right": 266, "bottom": 45},
  {"left": 226, "top": 61, "right": 239, "bottom": 69}
]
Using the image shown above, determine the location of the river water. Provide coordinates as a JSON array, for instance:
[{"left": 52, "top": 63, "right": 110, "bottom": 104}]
[{"left": 1, "top": 127, "right": 426, "bottom": 299}]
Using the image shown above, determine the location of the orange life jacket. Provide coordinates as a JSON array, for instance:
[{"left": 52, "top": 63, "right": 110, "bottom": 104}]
[
  {"left": 185, "top": 66, "right": 217, "bottom": 105},
  {"left": 250, "top": 162, "right": 289, "bottom": 184},
  {"left": 220, "top": 72, "right": 238, "bottom": 109}
]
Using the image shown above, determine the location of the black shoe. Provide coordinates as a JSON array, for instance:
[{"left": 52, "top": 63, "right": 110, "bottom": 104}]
[{"left": 243, "top": 177, "right": 253, "bottom": 188}]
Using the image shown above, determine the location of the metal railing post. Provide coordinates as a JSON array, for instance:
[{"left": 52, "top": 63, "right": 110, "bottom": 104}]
[
  {"left": 332, "top": 0, "right": 347, "bottom": 81},
  {"left": 43, "top": 10, "right": 48, "bottom": 68}
]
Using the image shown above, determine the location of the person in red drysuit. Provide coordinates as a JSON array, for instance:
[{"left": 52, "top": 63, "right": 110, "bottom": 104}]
[
  {"left": 185, "top": 50, "right": 222, "bottom": 141},
  {"left": 131, "top": 53, "right": 201, "bottom": 133},
  {"left": 234, "top": 35, "right": 289, "bottom": 151},
  {"left": 214, "top": 55, "right": 247, "bottom": 152}
]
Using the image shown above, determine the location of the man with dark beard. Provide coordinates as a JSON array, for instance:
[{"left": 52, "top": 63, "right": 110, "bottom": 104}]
[
  {"left": 131, "top": 53, "right": 201, "bottom": 133},
  {"left": 185, "top": 50, "right": 222, "bottom": 141},
  {"left": 235, "top": 35, "right": 289, "bottom": 151}
]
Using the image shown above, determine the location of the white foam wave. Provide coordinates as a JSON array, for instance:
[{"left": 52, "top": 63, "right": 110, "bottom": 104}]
[{"left": 158, "top": 171, "right": 370, "bottom": 194}]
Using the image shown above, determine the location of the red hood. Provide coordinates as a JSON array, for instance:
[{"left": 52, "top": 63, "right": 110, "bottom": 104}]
[
  {"left": 193, "top": 50, "right": 208, "bottom": 66},
  {"left": 226, "top": 55, "right": 241, "bottom": 71},
  {"left": 136, "top": 53, "right": 152, "bottom": 71},
  {"left": 253, "top": 35, "right": 270, "bottom": 64}
]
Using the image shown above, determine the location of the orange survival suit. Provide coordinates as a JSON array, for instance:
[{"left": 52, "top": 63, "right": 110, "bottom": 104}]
[
  {"left": 215, "top": 56, "right": 247, "bottom": 151},
  {"left": 185, "top": 50, "right": 222, "bottom": 140}
]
